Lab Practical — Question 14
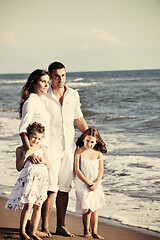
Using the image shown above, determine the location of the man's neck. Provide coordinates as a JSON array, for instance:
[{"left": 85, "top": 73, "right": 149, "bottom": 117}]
[{"left": 52, "top": 85, "right": 66, "bottom": 104}]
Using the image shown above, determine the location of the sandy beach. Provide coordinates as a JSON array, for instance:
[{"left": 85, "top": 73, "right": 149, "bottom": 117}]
[{"left": 0, "top": 196, "right": 160, "bottom": 240}]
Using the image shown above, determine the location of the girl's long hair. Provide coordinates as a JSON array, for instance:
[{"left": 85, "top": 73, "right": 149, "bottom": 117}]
[
  {"left": 19, "top": 69, "right": 48, "bottom": 117},
  {"left": 76, "top": 128, "right": 107, "bottom": 153}
]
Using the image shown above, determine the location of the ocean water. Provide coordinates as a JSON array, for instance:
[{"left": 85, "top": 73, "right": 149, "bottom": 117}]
[{"left": 0, "top": 69, "right": 160, "bottom": 233}]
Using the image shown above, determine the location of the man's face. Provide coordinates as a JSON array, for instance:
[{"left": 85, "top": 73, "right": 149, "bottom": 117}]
[{"left": 50, "top": 68, "right": 66, "bottom": 89}]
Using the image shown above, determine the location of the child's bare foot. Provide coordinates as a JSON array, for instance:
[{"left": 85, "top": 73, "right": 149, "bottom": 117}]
[
  {"left": 92, "top": 233, "right": 104, "bottom": 239},
  {"left": 19, "top": 231, "right": 31, "bottom": 240},
  {"left": 84, "top": 231, "right": 93, "bottom": 238}
]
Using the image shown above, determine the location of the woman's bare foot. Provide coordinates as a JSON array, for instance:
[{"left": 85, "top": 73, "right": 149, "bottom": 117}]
[
  {"left": 56, "top": 226, "right": 75, "bottom": 237},
  {"left": 19, "top": 231, "right": 31, "bottom": 240},
  {"left": 84, "top": 231, "right": 93, "bottom": 238},
  {"left": 92, "top": 233, "right": 104, "bottom": 239}
]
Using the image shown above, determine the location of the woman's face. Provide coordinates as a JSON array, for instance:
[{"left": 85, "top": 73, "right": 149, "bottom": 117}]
[
  {"left": 83, "top": 135, "right": 97, "bottom": 149},
  {"left": 34, "top": 74, "right": 50, "bottom": 96}
]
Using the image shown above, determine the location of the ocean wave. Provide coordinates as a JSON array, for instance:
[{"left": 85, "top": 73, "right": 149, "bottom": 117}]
[
  {"left": 73, "top": 77, "right": 84, "bottom": 82},
  {"left": 0, "top": 116, "right": 20, "bottom": 138},
  {"left": 83, "top": 109, "right": 97, "bottom": 117},
  {"left": 1, "top": 79, "right": 26, "bottom": 84},
  {"left": 104, "top": 115, "right": 137, "bottom": 122},
  {"left": 67, "top": 81, "right": 97, "bottom": 87},
  {"left": 0, "top": 108, "right": 18, "bottom": 113}
]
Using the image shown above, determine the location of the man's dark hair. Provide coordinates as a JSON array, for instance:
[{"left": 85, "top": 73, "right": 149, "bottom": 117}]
[{"left": 48, "top": 61, "right": 65, "bottom": 75}]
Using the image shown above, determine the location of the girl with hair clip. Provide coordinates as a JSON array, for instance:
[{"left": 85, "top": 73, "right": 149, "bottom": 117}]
[
  {"left": 74, "top": 128, "right": 107, "bottom": 239},
  {"left": 5, "top": 122, "right": 50, "bottom": 240}
]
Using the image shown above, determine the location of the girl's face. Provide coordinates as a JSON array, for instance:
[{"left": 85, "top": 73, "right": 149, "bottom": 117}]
[
  {"left": 34, "top": 75, "right": 50, "bottom": 96},
  {"left": 29, "top": 131, "right": 44, "bottom": 146},
  {"left": 83, "top": 135, "right": 96, "bottom": 149}
]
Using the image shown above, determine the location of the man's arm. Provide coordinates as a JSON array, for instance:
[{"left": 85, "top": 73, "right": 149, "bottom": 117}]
[{"left": 75, "top": 117, "right": 88, "bottom": 133}]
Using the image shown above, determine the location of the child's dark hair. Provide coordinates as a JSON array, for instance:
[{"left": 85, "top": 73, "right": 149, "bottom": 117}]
[
  {"left": 76, "top": 128, "right": 107, "bottom": 153},
  {"left": 27, "top": 122, "right": 45, "bottom": 136}
]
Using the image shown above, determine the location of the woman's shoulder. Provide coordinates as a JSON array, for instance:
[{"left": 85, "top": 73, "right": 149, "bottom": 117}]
[{"left": 24, "top": 93, "right": 39, "bottom": 105}]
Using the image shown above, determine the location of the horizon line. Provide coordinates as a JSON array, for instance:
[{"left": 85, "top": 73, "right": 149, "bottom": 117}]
[{"left": 0, "top": 68, "right": 160, "bottom": 75}]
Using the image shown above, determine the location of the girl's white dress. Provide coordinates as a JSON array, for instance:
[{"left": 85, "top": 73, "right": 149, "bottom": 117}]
[
  {"left": 5, "top": 147, "right": 48, "bottom": 210},
  {"left": 75, "top": 153, "right": 105, "bottom": 215}
]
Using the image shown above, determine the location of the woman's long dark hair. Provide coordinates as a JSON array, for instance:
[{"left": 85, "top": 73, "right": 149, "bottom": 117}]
[
  {"left": 19, "top": 69, "right": 48, "bottom": 117},
  {"left": 76, "top": 128, "right": 107, "bottom": 153}
]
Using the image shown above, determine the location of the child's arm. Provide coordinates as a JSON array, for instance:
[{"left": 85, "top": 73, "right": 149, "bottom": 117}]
[
  {"left": 74, "top": 149, "right": 92, "bottom": 187},
  {"left": 16, "top": 147, "right": 33, "bottom": 171},
  {"left": 41, "top": 146, "right": 51, "bottom": 169},
  {"left": 89, "top": 152, "right": 104, "bottom": 191},
  {"left": 20, "top": 133, "right": 42, "bottom": 164}
]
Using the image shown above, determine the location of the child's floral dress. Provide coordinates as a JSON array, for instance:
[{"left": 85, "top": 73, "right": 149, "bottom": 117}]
[{"left": 5, "top": 147, "right": 48, "bottom": 210}]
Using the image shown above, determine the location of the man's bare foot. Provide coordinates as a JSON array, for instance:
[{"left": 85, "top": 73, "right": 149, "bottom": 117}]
[
  {"left": 36, "top": 230, "right": 49, "bottom": 238},
  {"left": 42, "top": 228, "right": 52, "bottom": 237},
  {"left": 84, "top": 231, "right": 93, "bottom": 238},
  {"left": 30, "top": 233, "right": 42, "bottom": 240},
  {"left": 92, "top": 233, "right": 104, "bottom": 239},
  {"left": 56, "top": 226, "right": 75, "bottom": 237},
  {"left": 19, "top": 231, "right": 31, "bottom": 240}
]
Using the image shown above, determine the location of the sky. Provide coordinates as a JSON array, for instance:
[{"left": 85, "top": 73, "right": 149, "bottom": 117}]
[{"left": 0, "top": 0, "right": 160, "bottom": 73}]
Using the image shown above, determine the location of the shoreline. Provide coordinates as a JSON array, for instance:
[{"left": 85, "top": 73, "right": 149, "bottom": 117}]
[{"left": 1, "top": 196, "right": 160, "bottom": 240}]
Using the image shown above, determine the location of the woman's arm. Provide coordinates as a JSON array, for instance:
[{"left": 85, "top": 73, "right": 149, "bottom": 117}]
[
  {"left": 20, "top": 132, "right": 30, "bottom": 150},
  {"left": 19, "top": 99, "right": 34, "bottom": 149},
  {"left": 74, "top": 149, "right": 92, "bottom": 186}
]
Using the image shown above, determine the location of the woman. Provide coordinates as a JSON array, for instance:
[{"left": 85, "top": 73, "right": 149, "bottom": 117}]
[{"left": 19, "top": 69, "right": 50, "bottom": 149}]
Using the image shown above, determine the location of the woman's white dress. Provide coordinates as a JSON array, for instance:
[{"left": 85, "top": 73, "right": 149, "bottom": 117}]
[
  {"left": 75, "top": 153, "right": 105, "bottom": 215},
  {"left": 5, "top": 147, "right": 48, "bottom": 210}
]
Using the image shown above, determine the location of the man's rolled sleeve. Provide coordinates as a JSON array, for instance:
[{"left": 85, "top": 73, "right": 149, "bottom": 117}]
[{"left": 74, "top": 91, "right": 83, "bottom": 119}]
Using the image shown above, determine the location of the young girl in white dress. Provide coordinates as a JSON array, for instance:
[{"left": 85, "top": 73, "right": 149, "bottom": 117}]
[
  {"left": 74, "top": 128, "right": 107, "bottom": 239},
  {"left": 5, "top": 122, "right": 50, "bottom": 240}
]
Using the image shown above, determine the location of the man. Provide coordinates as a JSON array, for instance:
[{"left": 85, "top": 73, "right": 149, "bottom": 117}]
[{"left": 42, "top": 61, "right": 88, "bottom": 236}]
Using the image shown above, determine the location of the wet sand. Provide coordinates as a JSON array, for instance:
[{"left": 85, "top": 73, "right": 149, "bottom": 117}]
[{"left": 0, "top": 196, "right": 160, "bottom": 240}]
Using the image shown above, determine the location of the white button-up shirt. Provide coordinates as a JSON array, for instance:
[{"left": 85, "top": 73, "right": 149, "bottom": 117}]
[
  {"left": 19, "top": 93, "right": 50, "bottom": 146},
  {"left": 43, "top": 86, "right": 83, "bottom": 152}
]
